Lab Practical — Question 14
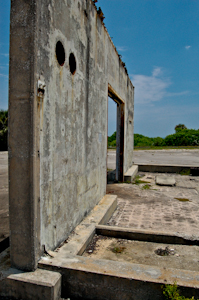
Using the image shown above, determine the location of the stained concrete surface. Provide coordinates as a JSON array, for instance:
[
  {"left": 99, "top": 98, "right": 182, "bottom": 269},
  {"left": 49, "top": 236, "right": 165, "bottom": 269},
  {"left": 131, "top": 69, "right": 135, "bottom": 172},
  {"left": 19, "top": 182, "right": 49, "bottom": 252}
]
[
  {"left": 84, "top": 235, "right": 199, "bottom": 272},
  {"left": 9, "top": 0, "right": 135, "bottom": 271},
  {"left": 107, "top": 149, "right": 199, "bottom": 170},
  {"left": 107, "top": 172, "right": 199, "bottom": 239}
]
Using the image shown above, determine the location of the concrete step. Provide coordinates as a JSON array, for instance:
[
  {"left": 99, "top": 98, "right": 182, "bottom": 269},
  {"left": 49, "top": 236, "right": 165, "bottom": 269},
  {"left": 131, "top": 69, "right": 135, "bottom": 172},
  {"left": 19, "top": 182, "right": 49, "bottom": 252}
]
[{"left": 124, "top": 164, "right": 138, "bottom": 182}]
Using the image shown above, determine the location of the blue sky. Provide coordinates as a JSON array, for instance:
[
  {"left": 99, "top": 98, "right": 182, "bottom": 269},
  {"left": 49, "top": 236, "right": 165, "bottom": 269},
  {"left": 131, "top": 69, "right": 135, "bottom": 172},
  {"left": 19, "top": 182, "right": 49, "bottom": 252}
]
[{"left": 0, "top": 1, "right": 199, "bottom": 137}]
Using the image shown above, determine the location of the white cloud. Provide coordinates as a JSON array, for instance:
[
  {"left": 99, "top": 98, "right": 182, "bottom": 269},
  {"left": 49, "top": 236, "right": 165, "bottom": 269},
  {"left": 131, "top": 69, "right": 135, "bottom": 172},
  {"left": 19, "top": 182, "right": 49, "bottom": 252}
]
[
  {"left": 0, "top": 65, "right": 8, "bottom": 69},
  {"left": 117, "top": 46, "right": 128, "bottom": 52},
  {"left": 167, "top": 90, "right": 189, "bottom": 97},
  {"left": 185, "top": 45, "right": 191, "bottom": 50},
  {"left": 0, "top": 53, "right": 9, "bottom": 57},
  {"left": 0, "top": 73, "right": 8, "bottom": 78},
  {"left": 131, "top": 67, "right": 171, "bottom": 104}
]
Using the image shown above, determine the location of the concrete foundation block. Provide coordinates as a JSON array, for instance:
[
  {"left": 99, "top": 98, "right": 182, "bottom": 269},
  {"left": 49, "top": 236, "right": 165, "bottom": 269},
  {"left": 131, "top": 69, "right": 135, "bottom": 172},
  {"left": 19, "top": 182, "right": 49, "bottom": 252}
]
[
  {"left": 124, "top": 164, "right": 138, "bottom": 182},
  {"left": 39, "top": 254, "right": 199, "bottom": 300},
  {"left": 0, "top": 268, "right": 61, "bottom": 300}
]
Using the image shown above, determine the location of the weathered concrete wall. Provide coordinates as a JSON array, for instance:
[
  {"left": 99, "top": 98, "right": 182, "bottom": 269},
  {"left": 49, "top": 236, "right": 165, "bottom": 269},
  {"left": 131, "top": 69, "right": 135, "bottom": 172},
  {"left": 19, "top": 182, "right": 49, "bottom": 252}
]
[{"left": 9, "top": 0, "right": 134, "bottom": 270}]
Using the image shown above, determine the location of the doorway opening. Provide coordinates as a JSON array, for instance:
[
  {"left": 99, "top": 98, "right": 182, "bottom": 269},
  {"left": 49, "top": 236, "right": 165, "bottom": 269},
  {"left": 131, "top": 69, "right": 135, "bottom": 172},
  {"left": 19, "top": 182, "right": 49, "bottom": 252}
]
[{"left": 107, "top": 84, "right": 124, "bottom": 183}]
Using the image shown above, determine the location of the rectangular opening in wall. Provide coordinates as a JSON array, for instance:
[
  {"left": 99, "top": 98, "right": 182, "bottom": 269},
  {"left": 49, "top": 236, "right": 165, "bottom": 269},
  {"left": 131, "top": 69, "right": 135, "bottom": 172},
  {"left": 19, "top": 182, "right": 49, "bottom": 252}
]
[{"left": 107, "top": 85, "right": 124, "bottom": 183}]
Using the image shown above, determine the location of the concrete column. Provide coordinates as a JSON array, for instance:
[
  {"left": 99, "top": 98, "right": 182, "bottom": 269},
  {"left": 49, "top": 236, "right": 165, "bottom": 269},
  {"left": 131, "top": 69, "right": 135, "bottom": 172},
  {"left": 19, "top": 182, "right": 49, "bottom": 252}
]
[{"left": 9, "top": 0, "right": 40, "bottom": 271}]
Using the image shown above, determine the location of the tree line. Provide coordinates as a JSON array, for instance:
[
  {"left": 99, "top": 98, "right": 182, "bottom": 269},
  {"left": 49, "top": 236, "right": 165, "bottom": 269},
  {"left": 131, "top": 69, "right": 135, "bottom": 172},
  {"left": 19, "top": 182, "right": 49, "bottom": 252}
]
[
  {"left": 0, "top": 112, "right": 198, "bottom": 151},
  {"left": 108, "top": 124, "right": 199, "bottom": 148}
]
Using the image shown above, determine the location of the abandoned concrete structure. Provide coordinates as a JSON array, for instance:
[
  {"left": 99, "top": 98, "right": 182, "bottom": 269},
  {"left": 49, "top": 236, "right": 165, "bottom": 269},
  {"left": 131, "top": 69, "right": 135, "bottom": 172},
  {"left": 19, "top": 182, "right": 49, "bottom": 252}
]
[
  {"left": 8, "top": 0, "right": 134, "bottom": 272},
  {"left": 2, "top": 1, "right": 199, "bottom": 300}
]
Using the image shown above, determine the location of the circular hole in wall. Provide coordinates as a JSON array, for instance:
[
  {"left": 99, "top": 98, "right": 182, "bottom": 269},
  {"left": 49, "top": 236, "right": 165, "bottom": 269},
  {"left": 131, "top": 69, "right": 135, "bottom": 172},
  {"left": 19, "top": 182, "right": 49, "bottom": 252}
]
[
  {"left": 69, "top": 53, "right": 77, "bottom": 75},
  {"left": 56, "top": 41, "right": 65, "bottom": 66}
]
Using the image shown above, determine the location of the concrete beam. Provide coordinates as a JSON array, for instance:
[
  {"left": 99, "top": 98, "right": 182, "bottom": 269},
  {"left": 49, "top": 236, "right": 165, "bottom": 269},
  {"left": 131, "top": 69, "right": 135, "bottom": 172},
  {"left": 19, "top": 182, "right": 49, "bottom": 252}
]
[
  {"left": 95, "top": 225, "right": 199, "bottom": 246},
  {"left": 39, "top": 253, "right": 199, "bottom": 300}
]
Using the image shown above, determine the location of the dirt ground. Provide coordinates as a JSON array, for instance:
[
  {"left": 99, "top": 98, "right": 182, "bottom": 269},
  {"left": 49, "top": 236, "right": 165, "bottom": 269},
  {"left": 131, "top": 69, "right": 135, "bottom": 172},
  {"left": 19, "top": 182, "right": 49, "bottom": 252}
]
[
  {"left": 0, "top": 152, "right": 9, "bottom": 243},
  {"left": 84, "top": 234, "right": 199, "bottom": 272}
]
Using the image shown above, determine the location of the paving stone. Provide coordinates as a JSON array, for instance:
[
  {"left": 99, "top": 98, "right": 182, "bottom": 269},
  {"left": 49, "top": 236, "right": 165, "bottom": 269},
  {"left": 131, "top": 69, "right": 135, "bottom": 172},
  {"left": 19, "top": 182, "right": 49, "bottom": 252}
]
[
  {"left": 107, "top": 172, "right": 199, "bottom": 239},
  {"left": 156, "top": 175, "right": 176, "bottom": 186}
]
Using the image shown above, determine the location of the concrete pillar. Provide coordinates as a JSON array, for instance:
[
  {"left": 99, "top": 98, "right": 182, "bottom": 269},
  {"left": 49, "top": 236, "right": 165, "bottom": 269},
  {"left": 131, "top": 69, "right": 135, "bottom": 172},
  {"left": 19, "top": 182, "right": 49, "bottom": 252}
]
[{"left": 9, "top": 0, "right": 40, "bottom": 271}]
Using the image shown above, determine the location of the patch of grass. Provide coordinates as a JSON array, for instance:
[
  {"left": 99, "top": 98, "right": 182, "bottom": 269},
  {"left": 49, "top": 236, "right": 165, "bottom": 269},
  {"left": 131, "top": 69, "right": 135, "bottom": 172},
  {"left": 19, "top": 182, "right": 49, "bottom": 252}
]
[
  {"left": 179, "top": 169, "right": 190, "bottom": 176},
  {"left": 112, "top": 246, "right": 126, "bottom": 254},
  {"left": 133, "top": 175, "right": 150, "bottom": 185},
  {"left": 175, "top": 198, "right": 190, "bottom": 202},
  {"left": 162, "top": 282, "right": 197, "bottom": 300},
  {"left": 142, "top": 184, "right": 151, "bottom": 190}
]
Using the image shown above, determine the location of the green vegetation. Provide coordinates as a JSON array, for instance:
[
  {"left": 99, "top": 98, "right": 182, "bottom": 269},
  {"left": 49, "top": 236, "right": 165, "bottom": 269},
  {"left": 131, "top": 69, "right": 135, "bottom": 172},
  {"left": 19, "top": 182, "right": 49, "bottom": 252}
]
[
  {"left": 179, "top": 169, "right": 190, "bottom": 176},
  {"left": 0, "top": 110, "right": 8, "bottom": 151},
  {"left": 133, "top": 175, "right": 150, "bottom": 185},
  {"left": 108, "top": 131, "right": 116, "bottom": 147},
  {"left": 112, "top": 246, "right": 126, "bottom": 254},
  {"left": 162, "top": 283, "right": 197, "bottom": 300},
  {"left": 134, "top": 134, "right": 165, "bottom": 147},
  {"left": 108, "top": 124, "right": 199, "bottom": 149},
  {"left": 142, "top": 184, "right": 151, "bottom": 190},
  {"left": 175, "top": 198, "right": 190, "bottom": 202},
  {"left": 175, "top": 124, "right": 187, "bottom": 133}
]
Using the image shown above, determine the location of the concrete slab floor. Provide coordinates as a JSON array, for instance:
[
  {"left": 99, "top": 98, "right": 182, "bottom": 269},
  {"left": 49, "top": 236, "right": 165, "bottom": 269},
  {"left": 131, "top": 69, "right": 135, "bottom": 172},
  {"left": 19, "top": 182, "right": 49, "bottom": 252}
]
[
  {"left": 107, "top": 172, "right": 199, "bottom": 239},
  {"left": 107, "top": 149, "right": 199, "bottom": 170}
]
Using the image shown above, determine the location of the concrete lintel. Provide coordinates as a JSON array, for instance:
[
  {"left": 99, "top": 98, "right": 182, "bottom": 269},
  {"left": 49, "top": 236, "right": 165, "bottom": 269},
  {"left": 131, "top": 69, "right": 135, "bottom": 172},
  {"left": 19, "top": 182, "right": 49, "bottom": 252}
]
[
  {"left": 95, "top": 225, "right": 199, "bottom": 246},
  {"left": 0, "top": 268, "right": 61, "bottom": 300},
  {"left": 39, "top": 254, "right": 199, "bottom": 300},
  {"left": 138, "top": 164, "right": 193, "bottom": 173},
  {"left": 124, "top": 164, "right": 138, "bottom": 182}
]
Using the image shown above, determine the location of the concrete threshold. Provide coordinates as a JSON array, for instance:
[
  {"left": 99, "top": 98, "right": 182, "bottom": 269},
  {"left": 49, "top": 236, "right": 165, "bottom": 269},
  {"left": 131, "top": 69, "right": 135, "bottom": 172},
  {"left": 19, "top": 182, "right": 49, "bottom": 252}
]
[
  {"left": 138, "top": 164, "right": 196, "bottom": 173},
  {"left": 38, "top": 195, "right": 199, "bottom": 300},
  {"left": 124, "top": 165, "right": 138, "bottom": 182},
  {"left": 95, "top": 225, "right": 199, "bottom": 246}
]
